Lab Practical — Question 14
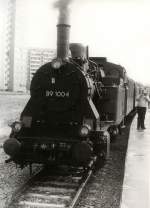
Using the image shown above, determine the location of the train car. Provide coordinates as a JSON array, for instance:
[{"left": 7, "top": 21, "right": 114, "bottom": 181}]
[
  {"left": 3, "top": 21, "right": 137, "bottom": 171},
  {"left": 125, "top": 77, "right": 136, "bottom": 116}
]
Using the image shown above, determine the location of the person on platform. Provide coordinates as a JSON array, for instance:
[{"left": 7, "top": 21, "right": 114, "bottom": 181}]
[{"left": 136, "top": 90, "right": 150, "bottom": 130}]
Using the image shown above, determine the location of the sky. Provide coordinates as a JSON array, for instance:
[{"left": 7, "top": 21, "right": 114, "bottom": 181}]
[{"left": 19, "top": 0, "right": 150, "bottom": 85}]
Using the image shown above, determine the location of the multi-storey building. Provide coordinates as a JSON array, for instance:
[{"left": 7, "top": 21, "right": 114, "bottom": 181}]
[
  {"left": 27, "top": 48, "right": 56, "bottom": 90},
  {"left": 13, "top": 47, "right": 28, "bottom": 92},
  {"left": 0, "top": 0, "right": 16, "bottom": 91},
  {"left": 0, "top": 0, "right": 27, "bottom": 92},
  {"left": 13, "top": 0, "right": 28, "bottom": 92},
  {"left": 0, "top": 0, "right": 56, "bottom": 92}
]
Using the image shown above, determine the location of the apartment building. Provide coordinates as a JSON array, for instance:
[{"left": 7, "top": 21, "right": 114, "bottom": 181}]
[
  {"left": 0, "top": 0, "right": 15, "bottom": 91},
  {"left": 27, "top": 48, "right": 56, "bottom": 90},
  {"left": 0, "top": 0, "right": 56, "bottom": 92}
]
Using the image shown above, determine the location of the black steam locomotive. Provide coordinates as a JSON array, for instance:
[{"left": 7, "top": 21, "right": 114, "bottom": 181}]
[{"left": 3, "top": 23, "right": 139, "bottom": 170}]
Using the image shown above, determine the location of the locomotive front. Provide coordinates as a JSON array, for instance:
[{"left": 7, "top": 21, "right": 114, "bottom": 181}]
[{"left": 3, "top": 16, "right": 106, "bottom": 168}]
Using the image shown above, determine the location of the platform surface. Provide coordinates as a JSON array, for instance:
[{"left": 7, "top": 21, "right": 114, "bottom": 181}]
[{"left": 120, "top": 110, "right": 150, "bottom": 208}]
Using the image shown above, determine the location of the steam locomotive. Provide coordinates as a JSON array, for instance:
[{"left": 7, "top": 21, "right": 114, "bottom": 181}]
[{"left": 3, "top": 23, "right": 139, "bottom": 171}]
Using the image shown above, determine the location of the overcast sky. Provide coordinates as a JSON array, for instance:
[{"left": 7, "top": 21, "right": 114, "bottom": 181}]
[{"left": 20, "top": 0, "right": 150, "bottom": 85}]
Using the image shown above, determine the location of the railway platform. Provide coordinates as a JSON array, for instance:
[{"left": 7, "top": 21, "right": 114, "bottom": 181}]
[{"left": 120, "top": 110, "right": 150, "bottom": 208}]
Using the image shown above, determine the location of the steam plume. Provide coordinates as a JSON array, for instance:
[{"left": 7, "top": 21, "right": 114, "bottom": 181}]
[{"left": 54, "top": 0, "right": 73, "bottom": 24}]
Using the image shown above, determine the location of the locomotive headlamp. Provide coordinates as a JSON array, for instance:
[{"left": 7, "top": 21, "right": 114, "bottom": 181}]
[
  {"left": 51, "top": 58, "right": 62, "bottom": 69},
  {"left": 12, "top": 121, "right": 22, "bottom": 133},
  {"left": 3, "top": 138, "right": 21, "bottom": 157},
  {"left": 80, "top": 124, "right": 91, "bottom": 137}
]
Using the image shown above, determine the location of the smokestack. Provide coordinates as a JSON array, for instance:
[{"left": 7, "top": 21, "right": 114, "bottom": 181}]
[
  {"left": 57, "top": 24, "right": 70, "bottom": 59},
  {"left": 54, "top": 0, "right": 72, "bottom": 60}
]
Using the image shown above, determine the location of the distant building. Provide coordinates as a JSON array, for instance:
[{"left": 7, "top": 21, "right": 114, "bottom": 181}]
[
  {"left": 0, "top": 0, "right": 27, "bottom": 92},
  {"left": 13, "top": 0, "right": 27, "bottom": 92},
  {"left": 27, "top": 48, "right": 56, "bottom": 90},
  {"left": 0, "top": 0, "right": 56, "bottom": 92},
  {"left": 13, "top": 47, "right": 28, "bottom": 92},
  {"left": 0, "top": 0, "right": 16, "bottom": 91}
]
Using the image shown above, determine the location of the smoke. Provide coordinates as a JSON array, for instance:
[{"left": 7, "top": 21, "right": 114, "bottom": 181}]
[{"left": 53, "top": 0, "right": 73, "bottom": 24}]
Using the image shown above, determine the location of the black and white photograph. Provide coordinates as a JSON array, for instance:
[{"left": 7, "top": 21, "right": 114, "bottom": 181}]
[{"left": 0, "top": 0, "right": 150, "bottom": 207}]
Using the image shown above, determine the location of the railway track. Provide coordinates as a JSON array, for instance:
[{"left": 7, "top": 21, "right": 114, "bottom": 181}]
[{"left": 7, "top": 164, "right": 94, "bottom": 208}]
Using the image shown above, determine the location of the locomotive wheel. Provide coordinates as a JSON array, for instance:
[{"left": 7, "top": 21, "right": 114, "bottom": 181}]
[
  {"left": 71, "top": 141, "right": 92, "bottom": 166},
  {"left": 108, "top": 126, "right": 119, "bottom": 142}
]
